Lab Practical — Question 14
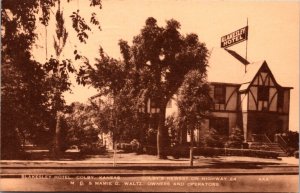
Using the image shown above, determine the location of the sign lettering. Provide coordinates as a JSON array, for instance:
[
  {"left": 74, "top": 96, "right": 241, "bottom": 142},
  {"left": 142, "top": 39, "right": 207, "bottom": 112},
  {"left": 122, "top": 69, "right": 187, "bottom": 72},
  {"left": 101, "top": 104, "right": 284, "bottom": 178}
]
[{"left": 221, "top": 26, "right": 248, "bottom": 48}]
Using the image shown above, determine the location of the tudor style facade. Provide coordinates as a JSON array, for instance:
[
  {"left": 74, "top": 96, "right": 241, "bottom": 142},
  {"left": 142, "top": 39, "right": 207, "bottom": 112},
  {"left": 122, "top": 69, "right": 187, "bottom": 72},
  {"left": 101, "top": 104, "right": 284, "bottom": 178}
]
[
  {"left": 165, "top": 48, "right": 292, "bottom": 144},
  {"left": 207, "top": 61, "right": 292, "bottom": 142},
  {"left": 239, "top": 62, "right": 292, "bottom": 142},
  {"left": 89, "top": 48, "right": 292, "bottom": 147}
]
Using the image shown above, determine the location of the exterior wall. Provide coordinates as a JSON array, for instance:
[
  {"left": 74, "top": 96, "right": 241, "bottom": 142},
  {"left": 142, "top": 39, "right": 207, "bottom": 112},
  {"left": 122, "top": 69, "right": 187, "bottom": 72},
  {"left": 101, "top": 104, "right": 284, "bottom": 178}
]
[
  {"left": 240, "top": 93, "right": 248, "bottom": 140},
  {"left": 269, "top": 87, "right": 277, "bottom": 112},
  {"left": 240, "top": 93, "right": 248, "bottom": 112},
  {"left": 242, "top": 112, "right": 248, "bottom": 141},
  {"left": 278, "top": 115, "right": 289, "bottom": 133},
  {"left": 225, "top": 86, "right": 238, "bottom": 111},
  {"left": 102, "top": 131, "right": 113, "bottom": 150},
  {"left": 283, "top": 90, "right": 290, "bottom": 113},
  {"left": 166, "top": 97, "right": 178, "bottom": 117},
  {"left": 248, "top": 87, "right": 257, "bottom": 110}
]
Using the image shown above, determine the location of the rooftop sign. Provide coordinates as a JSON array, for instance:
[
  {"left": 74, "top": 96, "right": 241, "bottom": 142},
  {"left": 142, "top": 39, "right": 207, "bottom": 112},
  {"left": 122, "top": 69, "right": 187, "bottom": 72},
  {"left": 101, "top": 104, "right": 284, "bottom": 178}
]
[{"left": 221, "top": 26, "right": 248, "bottom": 48}]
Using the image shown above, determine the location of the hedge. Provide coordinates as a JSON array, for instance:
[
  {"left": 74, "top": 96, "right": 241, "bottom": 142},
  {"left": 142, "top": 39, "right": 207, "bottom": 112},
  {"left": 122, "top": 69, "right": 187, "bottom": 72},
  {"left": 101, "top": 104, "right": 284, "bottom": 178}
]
[
  {"left": 117, "top": 142, "right": 141, "bottom": 153},
  {"left": 144, "top": 146, "right": 279, "bottom": 159},
  {"left": 80, "top": 143, "right": 106, "bottom": 155}
]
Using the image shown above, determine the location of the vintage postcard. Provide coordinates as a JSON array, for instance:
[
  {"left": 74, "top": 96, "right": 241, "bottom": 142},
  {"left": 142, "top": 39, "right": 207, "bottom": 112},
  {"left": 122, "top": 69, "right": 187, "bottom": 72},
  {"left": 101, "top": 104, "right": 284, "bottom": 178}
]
[{"left": 1, "top": 0, "right": 299, "bottom": 192}]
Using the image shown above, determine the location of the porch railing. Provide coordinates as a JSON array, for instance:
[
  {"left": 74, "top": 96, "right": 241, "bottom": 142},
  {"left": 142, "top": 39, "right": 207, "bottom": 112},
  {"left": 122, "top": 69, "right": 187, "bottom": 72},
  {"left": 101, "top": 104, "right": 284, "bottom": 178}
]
[
  {"left": 252, "top": 134, "right": 269, "bottom": 143},
  {"left": 264, "top": 134, "right": 272, "bottom": 143},
  {"left": 276, "top": 134, "right": 288, "bottom": 153}
]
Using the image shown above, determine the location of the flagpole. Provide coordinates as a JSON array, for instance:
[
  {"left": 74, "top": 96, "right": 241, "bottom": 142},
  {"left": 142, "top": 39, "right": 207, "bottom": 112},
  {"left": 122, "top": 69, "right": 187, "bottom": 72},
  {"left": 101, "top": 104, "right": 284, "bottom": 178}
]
[{"left": 245, "top": 18, "right": 248, "bottom": 73}]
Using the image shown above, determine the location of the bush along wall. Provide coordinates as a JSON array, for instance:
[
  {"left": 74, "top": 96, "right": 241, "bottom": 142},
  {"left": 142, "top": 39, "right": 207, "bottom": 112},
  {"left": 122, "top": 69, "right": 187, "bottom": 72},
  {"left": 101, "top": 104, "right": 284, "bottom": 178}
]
[{"left": 167, "top": 146, "right": 279, "bottom": 159}]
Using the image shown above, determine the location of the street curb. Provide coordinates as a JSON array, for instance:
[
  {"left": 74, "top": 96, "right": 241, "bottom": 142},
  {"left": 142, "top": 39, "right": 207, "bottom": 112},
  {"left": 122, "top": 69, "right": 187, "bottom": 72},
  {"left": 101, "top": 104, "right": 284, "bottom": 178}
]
[
  {"left": 1, "top": 164, "right": 298, "bottom": 169},
  {"left": 1, "top": 171, "right": 299, "bottom": 178}
]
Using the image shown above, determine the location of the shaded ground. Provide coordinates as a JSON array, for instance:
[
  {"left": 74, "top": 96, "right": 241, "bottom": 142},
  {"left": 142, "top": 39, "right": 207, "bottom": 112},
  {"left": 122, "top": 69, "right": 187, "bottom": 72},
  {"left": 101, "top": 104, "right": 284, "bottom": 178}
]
[
  {"left": 1, "top": 150, "right": 298, "bottom": 170},
  {"left": 1, "top": 151, "right": 298, "bottom": 192}
]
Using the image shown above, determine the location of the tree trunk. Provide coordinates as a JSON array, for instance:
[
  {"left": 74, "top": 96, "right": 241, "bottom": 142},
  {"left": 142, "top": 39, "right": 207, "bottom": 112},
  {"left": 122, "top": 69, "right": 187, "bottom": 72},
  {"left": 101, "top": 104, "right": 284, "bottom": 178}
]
[
  {"left": 157, "top": 102, "right": 168, "bottom": 159},
  {"left": 190, "top": 128, "right": 194, "bottom": 166},
  {"left": 139, "top": 113, "right": 146, "bottom": 147},
  {"left": 52, "top": 112, "right": 61, "bottom": 159}
]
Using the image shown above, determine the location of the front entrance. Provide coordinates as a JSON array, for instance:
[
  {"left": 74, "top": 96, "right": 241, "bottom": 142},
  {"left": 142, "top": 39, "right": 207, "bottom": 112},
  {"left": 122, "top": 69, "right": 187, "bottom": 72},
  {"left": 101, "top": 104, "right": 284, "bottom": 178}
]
[{"left": 248, "top": 113, "right": 282, "bottom": 142}]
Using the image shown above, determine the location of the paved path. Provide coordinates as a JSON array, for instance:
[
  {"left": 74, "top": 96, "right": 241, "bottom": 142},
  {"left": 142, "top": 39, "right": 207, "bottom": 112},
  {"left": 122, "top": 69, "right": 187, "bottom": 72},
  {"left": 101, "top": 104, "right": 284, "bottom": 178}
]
[
  {"left": 1, "top": 154, "right": 298, "bottom": 175},
  {"left": 1, "top": 153, "right": 298, "bottom": 168}
]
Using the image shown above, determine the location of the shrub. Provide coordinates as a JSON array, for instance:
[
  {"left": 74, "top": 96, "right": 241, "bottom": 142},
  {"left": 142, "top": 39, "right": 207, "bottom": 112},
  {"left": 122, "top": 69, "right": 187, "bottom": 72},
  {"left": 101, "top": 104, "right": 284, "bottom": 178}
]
[
  {"left": 286, "top": 147, "right": 297, "bottom": 156},
  {"left": 227, "top": 127, "right": 244, "bottom": 148},
  {"left": 165, "top": 115, "right": 180, "bottom": 147},
  {"left": 285, "top": 131, "right": 299, "bottom": 150},
  {"left": 146, "top": 128, "right": 157, "bottom": 146},
  {"left": 294, "top": 151, "right": 299, "bottom": 159},
  {"left": 168, "top": 146, "right": 278, "bottom": 159},
  {"left": 250, "top": 144, "right": 270, "bottom": 151},
  {"left": 117, "top": 143, "right": 132, "bottom": 152},
  {"left": 143, "top": 146, "right": 157, "bottom": 155},
  {"left": 204, "top": 128, "right": 226, "bottom": 148},
  {"left": 80, "top": 143, "right": 106, "bottom": 155},
  {"left": 117, "top": 139, "right": 142, "bottom": 153},
  {"left": 169, "top": 145, "right": 189, "bottom": 158},
  {"left": 130, "top": 139, "right": 140, "bottom": 149}
]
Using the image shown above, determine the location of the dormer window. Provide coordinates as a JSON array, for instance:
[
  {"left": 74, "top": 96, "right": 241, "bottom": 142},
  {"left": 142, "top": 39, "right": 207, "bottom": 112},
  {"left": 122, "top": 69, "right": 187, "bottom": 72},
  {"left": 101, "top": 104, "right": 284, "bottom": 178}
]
[{"left": 214, "top": 85, "right": 226, "bottom": 104}]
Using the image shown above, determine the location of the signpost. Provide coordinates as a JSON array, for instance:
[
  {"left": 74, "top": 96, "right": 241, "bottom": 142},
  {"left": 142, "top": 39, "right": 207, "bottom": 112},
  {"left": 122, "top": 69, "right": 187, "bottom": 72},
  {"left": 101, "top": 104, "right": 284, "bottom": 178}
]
[
  {"left": 221, "top": 19, "right": 249, "bottom": 72},
  {"left": 221, "top": 26, "right": 248, "bottom": 48}
]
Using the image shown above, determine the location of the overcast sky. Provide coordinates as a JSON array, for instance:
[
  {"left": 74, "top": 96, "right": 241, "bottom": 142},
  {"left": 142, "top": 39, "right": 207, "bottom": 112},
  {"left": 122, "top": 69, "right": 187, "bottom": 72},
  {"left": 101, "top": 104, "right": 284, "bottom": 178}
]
[{"left": 32, "top": 0, "right": 299, "bottom": 130}]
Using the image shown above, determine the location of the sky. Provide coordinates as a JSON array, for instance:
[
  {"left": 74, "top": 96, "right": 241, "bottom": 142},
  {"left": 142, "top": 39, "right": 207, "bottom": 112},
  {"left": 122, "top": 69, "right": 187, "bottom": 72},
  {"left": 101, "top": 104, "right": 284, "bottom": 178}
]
[{"left": 32, "top": 0, "right": 299, "bottom": 131}]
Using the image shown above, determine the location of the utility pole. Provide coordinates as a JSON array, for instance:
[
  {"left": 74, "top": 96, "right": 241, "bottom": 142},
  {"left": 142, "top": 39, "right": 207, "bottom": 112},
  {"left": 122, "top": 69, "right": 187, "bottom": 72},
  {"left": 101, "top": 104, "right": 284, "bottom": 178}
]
[{"left": 245, "top": 18, "right": 249, "bottom": 73}]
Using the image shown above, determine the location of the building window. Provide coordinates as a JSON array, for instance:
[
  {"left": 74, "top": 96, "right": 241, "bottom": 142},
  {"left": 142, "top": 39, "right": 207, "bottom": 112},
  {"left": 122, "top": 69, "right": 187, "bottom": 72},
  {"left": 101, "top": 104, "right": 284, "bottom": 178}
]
[
  {"left": 277, "top": 90, "right": 284, "bottom": 109},
  {"left": 210, "top": 117, "right": 229, "bottom": 136},
  {"left": 214, "top": 85, "right": 226, "bottom": 104},
  {"left": 258, "top": 86, "right": 269, "bottom": 101}
]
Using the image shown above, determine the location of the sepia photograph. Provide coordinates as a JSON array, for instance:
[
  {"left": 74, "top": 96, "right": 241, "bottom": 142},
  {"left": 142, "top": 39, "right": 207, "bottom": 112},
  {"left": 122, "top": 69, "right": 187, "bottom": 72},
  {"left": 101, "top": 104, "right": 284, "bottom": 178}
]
[{"left": 1, "top": 0, "right": 299, "bottom": 192}]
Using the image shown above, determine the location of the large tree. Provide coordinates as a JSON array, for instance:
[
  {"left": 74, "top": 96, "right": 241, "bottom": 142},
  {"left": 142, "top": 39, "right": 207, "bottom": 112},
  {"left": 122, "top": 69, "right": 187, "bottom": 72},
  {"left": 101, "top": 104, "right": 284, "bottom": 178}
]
[
  {"left": 120, "top": 18, "right": 209, "bottom": 158},
  {"left": 1, "top": 0, "right": 102, "bottom": 159},
  {"left": 82, "top": 17, "right": 209, "bottom": 158}
]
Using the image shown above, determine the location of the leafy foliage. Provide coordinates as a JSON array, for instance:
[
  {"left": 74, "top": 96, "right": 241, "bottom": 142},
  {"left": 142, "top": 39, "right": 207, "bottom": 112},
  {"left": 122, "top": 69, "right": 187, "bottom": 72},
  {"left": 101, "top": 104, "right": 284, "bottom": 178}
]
[
  {"left": 70, "top": 10, "right": 91, "bottom": 43},
  {"left": 53, "top": 4, "right": 68, "bottom": 57},
  {"left": 203, "top": 128, "right": 226, "bottom": 148},
  {"left": 165, "top": 115, "right": 179, "bottom": 147},
  {"left": 64, "top": 103, "right": 101, "bottom": 150},
  {"left": 79, "top": 17, "right": 209, "bottom": 157},
  {"left": 226, "top": 127, "right": 244, "bottom": 148},
  {"left": 285, "top": 131, "right": 299, "bottom": 149},
  {"left": 169, "top": 146, "right": 279, "bottom": 159},
  {"left": 177, "top": 70, "right": 212, "bottom": 132},
  {"left": 1, "top": 0, "right": 103, "bottom": 158}
]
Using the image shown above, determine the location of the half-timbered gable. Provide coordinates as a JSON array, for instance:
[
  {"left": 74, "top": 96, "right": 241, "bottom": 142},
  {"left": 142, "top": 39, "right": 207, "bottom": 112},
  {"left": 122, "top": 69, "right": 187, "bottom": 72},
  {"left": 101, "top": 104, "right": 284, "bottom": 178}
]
[
  {"left": 240, "top": 61, "right": 291, "bottom": 114},
  {"left": 237, "top": 61, "right": 292, "bottom": 141}
]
